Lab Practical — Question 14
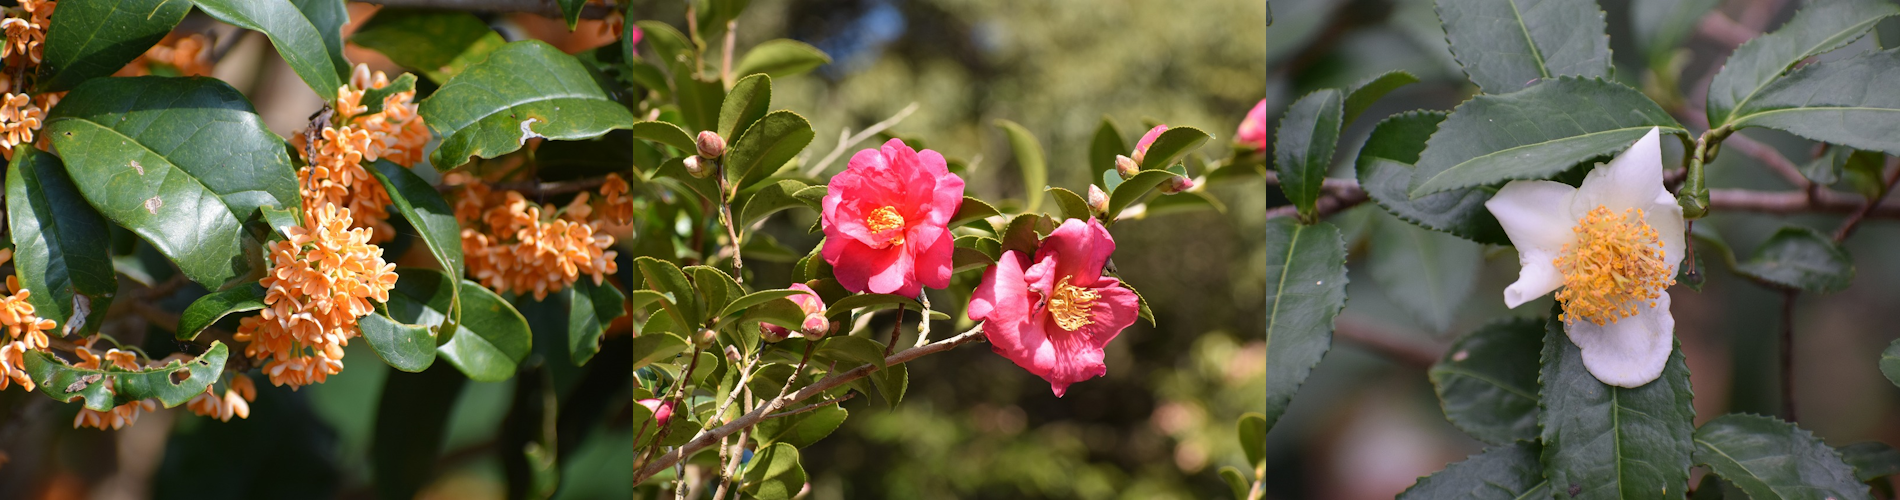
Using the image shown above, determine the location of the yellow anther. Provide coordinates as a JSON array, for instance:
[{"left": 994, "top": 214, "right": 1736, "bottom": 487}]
[
  {"left": 1553, "top": 206, "right": 1675, "bottom": 325},
  {"left": 1047, "top": 278, "right": 1099, "bottom": 331},
  {"left": 865, "top": 206, "right": 906, "bottom": 244}
]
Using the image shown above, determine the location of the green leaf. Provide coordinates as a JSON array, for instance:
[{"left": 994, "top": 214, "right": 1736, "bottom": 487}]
[
  {"left": 1397, "top": 442, "right": 1548, "bottom": 499},
  {"left": 1089, "top": 118, "right": 1128, "bottom": 182},
  {"left": 1139, "top": 126, "right": 1212, "bottom": 171},
  {"left": 738, "top": 180, "right": 813, "bottom": 229},
  {"left": 190, "top": 0, "right": 345, "bottom": 100},
  {"left": 360, "top": 310, "right": 437, "bottom": 372},
  {"left": 724, "top": 111, "right": 814, "bottom": 190},
  {"left": 1726, "top": 49, "right": 1900, "bottom": 156},
  {"left": 720, "top": 74, "right": 773, "bottom": 142},
  {"left": 998, "top": 213, "right": 1048, "bottom": 257},
  {"left": 636, "top": 257, "right": 703, "bottom": 328},
  {"left": 1632, "top": 0, "right": 1721, "bottom": 68},
  {"left": 369, "top": 160, "right": 463, "bottom": 277},
  {"left": 1368, "top": 216, "right": 1479, "bottom": 332},
  {"left": 1838, "top": 441, "right": 1900, "bottom": 482},
  {"left": 814, "top": 336, "right": 886, "bottom": 369},
  {"left": 1879, "top": 339, "right": 1900, "bottom": 389},
  {"left": 290, "top": 0, "right": 352, "bottom": 81},
  {"left": 1262, "top": 219, "right": 1346, "bottom": 432},
  {"left": 1435, "top": 0, "right": 1612, "bottom": 94},
  {"left": 996, "top": 119, "right": 1049, "bottom": 213},
  {"left": 1429, "top": 317, "right": 1543, "bottom": 445},
  {"left": 734, "top": 39, "right": 832, "bottom": 80},
  {"left": 630, "top": 120, "right": 697, "bottom": 153},
  {"left": 1220, "top": 467, "right": 1251, "bottom": 500},
  {"left": 719, "top": 289, "right": 812, "bottom": 319},
  {"left": 556, "top": 0, "right": 584, "bottom": 30},
  {"left": 1693, "top": 413, "right": 1871, "bottom": 500},
  {"left": 420, "top": 40, "right": 637, "bottom": 169},
  {"left": 674, "top": 73, "right": 725, "bottom": 134},
  {"left": 47, "top": 77, "right": 301, "bottom": 288},
  {"left": 755, "top": 405, "right": 846, "bottom": 448},
  {"left": 1705, "top": 0, "right": 1900, "bottom": 127},
  {"left": 348, "top": 9, "right": 504, "bottom": 84},
  {"left": 869, "top": 362, "right": 907, "bottom": 407},
  {"left": 7, "top": 146, "right": 115, "bottom": 337},
  {"left": 950, "top": 196, "right": 1001, "bottom": 228},
  {"left": 175, "top": 285, "right": 267, "bottom": 341},
  {"left": 635, "top": 20, "right": 694, "bottom": 76},
  {"left": 568, "top": 278, "right": 626, "bottom": 366},
  {"left": 1274, "top": 89, "right": 1344, "bottom": 221},
  {"left": 1801, "top": 146, "right": 1850, "bottom": 186},
  {"left": 1409, "top": 77, "right": 1685, "bottom": 197},
  {"left": 1343, "top": 70, "right": 1419, "bottom": 125},
  {"left": 23, "top": 341, "right": 228, "bottom": 411},
  {"left": 384, "top": 268, "right": 532, "bottom": 382},
  {"left": 373, "top": 362, "right": 466, "bottom": 500},
  {"left": 1047, "top": 186, "right": 1091, "bottom": 221},
  {"left": 1354, "top": 111, "right": 1507, "bottom": 244},
  {"left": 37, "top": 0, "right": 191, "bottom": 92},
  {"left": 1238, "top": 413, "right": 1267, "bottom": 470},
  {"left": 824, "top": 293, "right": 923, "bottom": 320},
  {"left": 1539, "top": 309, "right": 1695, "bottom": 500},
  {"left": 742, "top": 442, "right": 806, "bottom": 500},
  {"left": 1107, "top": 170, "right": 1184, "bottom": 221},
  {"left": 359, "top": 72, "right": 417, "bottom": 116},
  {"left": 629, "top": 331, "right": 690, "bottom": 371},
  {"left": 1735, "top": 226, "right": 1853, "bottom": 293}
]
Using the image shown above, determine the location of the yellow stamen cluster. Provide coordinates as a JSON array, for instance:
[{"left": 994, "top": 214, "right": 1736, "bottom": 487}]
[
  {"left": 70, "top": 339, "right": 159, "bottom": 430},
  {"left": 233, "top": 203, "right": 399, "bottom": 388},
  {"left": 186, "top": 373, "right": 256, "bottom": 422},
  {"left": 1047, "top": 278, "right": 1099, "bottom": 331},
  {"left": 301, "top": 64, "right": 431, "bottom": 243},
  {"left": 453, "top": 177, "right": 620, "bottom": 300},
  {"left": 115, "top": 32, "right": 214, "bottom": 77},
  {"left": 865, "top": 206, "right": 906, "bottom": 244},
  {"left": 1553, "top": 206, "right": 1675, "bottom": 325}
]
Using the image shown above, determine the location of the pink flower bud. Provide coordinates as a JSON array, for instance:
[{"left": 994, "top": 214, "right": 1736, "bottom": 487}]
[
  {"left": 1236, "top": 99, "right": 1267, "bottom": 150},
  {"left": 801, "top": 314, "right": 830, "bottom": 339},
  {"left": 1160, "top": 175, "right": 1196, "bottom": 194},
  {"left": 1131, "top": 125, "right": 1167, "bottom": 166},
  {"left": 683, "top": 155, "right": 711, "bottom": 178},
  {"left": 1114, "top": 155, "right": 1139, "bottom": 179},
  {"left": 694, "top": 328, "right": 718, "bottom": 349},
  {"left": 1087, "top": 184, "right": 1108, "bottom": 215},
  {"left": 696, "top": 130, "right": 726, "bottom": 159},
  {"left": 638, "top": 398, "right": 676, "bottom": 426},
  {"left": 762, "top": 283, "right": 829, "bottom": 341}
]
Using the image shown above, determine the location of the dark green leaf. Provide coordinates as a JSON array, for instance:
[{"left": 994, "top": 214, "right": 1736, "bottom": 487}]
[
  {"left": 1726, "top": 49, "right": 1900, "bottom": 156},
  {"left": 724, "top": 111, "right": 814, "bottom": 190},
  {"left": 567, "top": 278, "right": 626, "bottom": 366},
  {"left": 556, "top": 0, "right": 584, "bottom": 29},
  {"left": 37, "top": 0, "right": 191, "bottom": 92},
  {"left": 1839, "top": 441, "right": 1900, "bottom": 482},
  {"left": 1089, "top": 118, "right": 1127, "bottom": 182},
  {"left": 1429, "top": 317, "right": 1543, "bottom": 445},
  {"left": 1107, "top": 170, "right": 1184, "bottom": 221},
  {"left": 1410, "top": 77, "right": 1685, "bottom": 197},
  {"left": 1047, "top": 186, "right": 1092, "bottom": 221},
  {"left": 370, "top": 160, "right": 463, "bottom": 276},
  {"left": 1262, "top": 219, "right": 1346, "bottom": 432},
  {"left": 1238, "top": 412, "right": 1267, "bottom": 470},
  {"left": 1436, "top": 0, "right": 1612, "bottom": 93},
  {"left": 1801, "top": 145, "right": 1850, "bottom": 186},
  {"left": 383, "top": 268, "right": 532, "bottom": 382},
  {"left": 1693, "top": 413, "right": 1870, "bottom": 500},
  {"left": 629, "top": 331, "right": 690, "bottom": 371},
  {"left": 360, "top": 310, "right": 437, "bottom": 372},
  {"left": 1539, "top": 309, "right": 1694, "bottom": 500},
  {"left": 290, "top": 0, "right": 351, "bottom": 80},
  {"left": 630, "top": 120, "right": 697, "bottom": 153},
  {"left": 636, "top": 257, "right": 703, "bottom": 328},
  {"left": 950, "top": 196, "right": 1001, "bottom": 228},
  {"left": 23, "top": 341, "right": 228, "bottom": 411},
  {"left": 349, "top": 9, "right": 504, "bottom": 84},
  {"left": 996, "top": 119, "right": 1049, "bottom": 213},
  {"left": 1368, "top": 216, "right": 1479, "bottom": 332},
  {"left": 738, "top": 180, "right": 812, "bottom": 229},
  {"left": 1879, "top": 338, "right": 1900, "bottom": 389},
  {"left": 742, "top": 442, "right": 806, "bottom": 500},
  {"left": 815, "top": 336, "right": 886, "bottom": 369},
  {"left": 190, "top": 0, "right": 345, "bottom": 100},
  {"left": 1705, "top": 0, "right": 1900, "bottom": 127},
  {"left": 1139, "top": 126, "right": 1212, "bottom": 171},
  {"left": 1735, "top": 226, "right": 1853, "bottom": 293},
  {"left": 998, "top": 213, "right": 1047, "bottom": 257},
  {"left": 1397, "top": 442, "right": 1548, "bottom": 499},
  {"left": 1274, "top": 89, "right": 1344, "bottom": 221},
  {"left": 869, "top": 362, "right": 907, "bottom": 407},
  {"left": 719, "top": 289, "right": 811, "bottom": 319},
  {"left": 175, "top": 285, "right": 267, "bottom": 341},
  {"left": 674, "top": 73, "right": 724, "bottom": 134},
  {"left": 419, "top": 40, "right": 637, "bottom": 169},
  {"left": 1354, "top": 111, "right": 1506, "bottom": 244},
  {"left": 7, "top": 146, "right": 115, "bottom": 337},
  {"left": 734, "top": 39, "right": 832, "bottom": 80},
  {"left": 755, "top": 405, "right": 846, "bottom": 449},
  {"left": 720, "top": 74, "right": 772, "bottom": 141},
  {"left": 1343, "top": 70, "right": 1419, "bottom": 125}
]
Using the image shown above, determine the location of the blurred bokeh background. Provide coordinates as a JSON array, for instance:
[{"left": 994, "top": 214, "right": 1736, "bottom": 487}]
[{"left": 0, "top": 0, "right": 1270, "bottom": 498}]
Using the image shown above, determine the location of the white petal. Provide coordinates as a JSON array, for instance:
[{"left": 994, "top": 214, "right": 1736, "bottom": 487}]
[
  {"left": 1645, "top": 190, "right": 1687, "bottom": 276},
  {"left": 1574, "top": 127, "right": 1667, "bottom": 214},
  {"left": 1504, "top": 246, "right": 1562, "bottom": 309},
  {"left": 1566, "top": 293, "right": 1674, "bottom": 388},
  {"left": 1486, "top": 180, "right": 1578, "bottom": 308}
]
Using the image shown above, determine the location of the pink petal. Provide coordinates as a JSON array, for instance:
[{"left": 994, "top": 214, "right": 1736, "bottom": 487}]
[
  {"left": 1135, "top": 125, "right": 1168, "bottom": 154},
  {"left": 909, "top": 223, "right": 955, "bottom": 291},
  {"left": 1033, "top": 218, "right": 1116, "bottom": 286},
  {"left": 970, "top": 251, "right": 1031, "bottom": 323}
]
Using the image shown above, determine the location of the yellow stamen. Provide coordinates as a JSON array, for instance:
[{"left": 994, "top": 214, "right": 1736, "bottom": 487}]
[
  {"left": 1047, "top": 278, "right": 1099, "bottom": 331},
  {"left": 865, "top": 206, "right": 906, "bottom": 244},
  {"left": 1553, "top": 206, "right": 1675, "bottom": 325}
]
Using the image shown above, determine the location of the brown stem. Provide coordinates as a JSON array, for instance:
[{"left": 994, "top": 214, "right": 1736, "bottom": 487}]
[
  {"left": 1722, "top": 133, "right": 1809, "bottom": 189},
  {"left": 886, "top": 305, "right": 903, "bottom": 356},
  {"left": 1333, "top": 316, "right": 1446, "bottom": 369},
  {"left": 766, "top": 393, "right": 855, "bottom": 419},
  {"left": 1833, "top": 159, "right": 1900, "bottom": 242}
]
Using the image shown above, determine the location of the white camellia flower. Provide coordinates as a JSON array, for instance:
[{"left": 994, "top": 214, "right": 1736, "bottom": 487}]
[{"left": 1483, "top": 127, "right": 1685, "bottom": 388}]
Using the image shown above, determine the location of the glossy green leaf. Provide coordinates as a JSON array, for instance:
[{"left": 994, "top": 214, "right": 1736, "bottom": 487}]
[
  {"left": 636, "top": 257, "right": 703, "bottom": 328},
  {"left": 1343, "top": 70, "right": 1418, "bottom": 125},
  {"left": 734, "top": 39, "right": 832, "bottom": 80},
  {"left": 868, "top": 362, "right": 907, "bottom": 407},
  {"left": 556, "top": 0, "right": 584, "bottom": 29},
  {"left": 1238, "top": 413, "right": 1267, "bottom": 470},
  {"left": 1410, "top": 77, "right": 1685, "bottom": 197},
  {"left": 360, "top": 310, "right": 437, "bottom": 372},
  {"left": 1435, "top": 0, "right": 1612, "bottom": 94},
  {"left": 1089, "top": 118, "right": 1128, "bottom": 181},
  {"left": 290, "top": 0, "right": 351, "bottom": 80},
  {"left": 1705, "top": 0, "right": 1900, "bottom": 127},
  {"left": 420, "top": 40, "right": 636, "bottom": 169},
  {"left": 630, "top": 120, "right": 697, "bottom": 153},
  {"left": 7, "top": 146, "right": 114, "bottom": 337},
  {"left": 175, "top": 284, "right": 267, "bottom": 341},
  {"left": 190, "top": 0, "right": 344, "bottom": 100},
  {"left": 1139, "top": 126, "right": 1212, "bottom": 171},
  {"left": 383, "top": 268, "right": 532, "bottom": 382},
  {"left": 720, "top": 74, "right": 773, "bottom": 141},
  {"left": 719, "top": 289, "right": 811, "bottom": 319},
  {"left": 1274, "top": 89, "right": 1343, "bottom": 221},
  {"left": 675, "top": 73, "right": 724, "bottom": 134},
  {"left": 1693, "top": 413, "right": 1870, "bottom": 500},
  {"left": 755, "top": 405, "right": 846, "bottom": 449},
  {"left": 359, "top": 72, "right": 417, "bottom": 116},
  {"left": 568, "top": 278, "right": 627, "bottom": 366},
  {"left": 815, "top": 336, "right": 886, "bottom": 369},
  {"left": 37, "top": 0, "right": 191, "bottom": 91},
  {"left": 348, "top": 9, "right": 504, "bottom": 84},
  {"left": 1632, "top": 0, "right": 1720, "bottom": 68},
  {"left": 370, "top": 160, "right": 463, "bottom": 277},
  {"left": 629, "top": 331, "right": 690, "bottom": 371},
  {"left": 1879, "top": 339, "right": 1900, "bottom": 389},
  {"left": 1047, "top": 187, "right": 1091, "bottom": 221},
  {"left": 998, "top": 213, "right": 1049, "bottom": 257},
  {"left": 724, "top": 111, "right": 814, "bottom": 190},
  {"left": 1220, "top": 467, "right": 1251, "bottom": 500},
  {"left": 742, "top": 442, "right": 806, "bottom": 500},
  {"left": 1539, "top": 309, "right": 1694, "bottom": 500},
  {"left": 1839, "top": 441, "right": 1900, "bottom": 482},
  {"left": 1262, "top": 219, "right": 1346, "bottom": 432},
  {"left": 1397, "top": 442, "right": 1548, "bottom": 499},
  {"left": 685, "top": 265, "right": 740, "bottom": 322},
  {"left": 738, "top": 180, "right": 813, "bottom": 229},
  {"left": 635, "top": 20, "right": 694, "bottom": 76},
  {"left": 950, "top": 196, "right": 1001, "bottom": 228},
  {"left": 1429, "top": 317, "right": 1543, "bottom": 445},
  {"left": 1354, "top": 111, "right": 1506, "bottom": 244},
  {"left": 996, "top": 119, "right": 1049, "bottom": 213},
  {"left": 1735, "top": 226, "right": 1853, "bottom": 293},
  {"left": 23, "top": 341, "right": 228, "bottom": 411},
  {"left": 1727, "top": 49, "right": 1900, "bottom": 156},
  {"left": 824, "top": 293, "right": 923, "bottom": 320},
  {"left": 1107, "top": 170, "right": 1183, "bottom": 221},
  {"left": 1368, "top": 216, "right": 1479, "bottom": 332}
]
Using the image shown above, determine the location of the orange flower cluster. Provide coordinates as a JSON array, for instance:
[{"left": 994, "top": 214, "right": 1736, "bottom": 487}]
[
  {"left": 115, "top": 32, "right": 215, "bottom": 77},
  {"left": 453, "top": 175, "right": 623, "bottom": 300},
  {"left": 0, "top": 0, "right": 52, "bottom": 156},
  {"left": 0, "top": 249, "right": 58, "bottom": 392},
  {"left": 69, "top": 339, "right": 159, "bottom": 430},
  {"left": 0, "top": 0, "right": 51, "bottom": 67},
  {"left": 301, "top": 64, "right": 432, "bottom": 242},
  {"left": 233, "top": 203, "right": 399, "bottom": 389},
  {"left": 186, "top": 373, "right": 256, "bottom": 422}
]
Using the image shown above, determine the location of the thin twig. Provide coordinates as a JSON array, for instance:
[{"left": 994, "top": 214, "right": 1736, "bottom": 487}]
[
  {"left": 1832, "top": 158, "right": 1900, "bottom": 242},
  {"left": 766, "top": 393, "right": 855, "bottom": 419},
  {"left": 720, "top": 20, "right": 737, "bottom": 89},
  {"left": 1723, "top": 133, "right": 1809, "bottom": 189},
  {"left": 804, "top": 103, "right": 922, "bottom": 176},
  {"left": 1696, "top": 11, "right": 1758, "bottom": 47},
  {"left": 1333, "top": 316, "right": 1446, "bottom": 369}
]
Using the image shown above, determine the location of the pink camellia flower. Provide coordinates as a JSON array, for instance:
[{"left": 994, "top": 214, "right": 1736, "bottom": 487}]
[
  {"left": 969, "top": 218, "right": 1140, "bottom": 397},
  {"left": 1132, "top": 125, "right": 1167, "bottom": 165},
  {"left": 761, "top": 283, "right": 831, "bottom": 341},
  {"left": 638, "top": 398, "right": 675, "bottom": 426},
  {"left": 821, "top": 138, "right": 965, "bottom": 297},
  {"left": 1237, "top": 99, "right": 1267, "bottom": 149}
]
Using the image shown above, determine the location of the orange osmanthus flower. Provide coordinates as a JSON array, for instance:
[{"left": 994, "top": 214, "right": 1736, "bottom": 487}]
[
  {"left": 234, "top": 203, "right": 399, "bottom": 388},
  {"left": 454, "top": 177, "right": 620, "bottom": 300},
  {"left": 187, "top": 373, "right": 256, "bottom": 422},
  {"left": 70, "top": 339, "right": 159, "bottom": 430}
]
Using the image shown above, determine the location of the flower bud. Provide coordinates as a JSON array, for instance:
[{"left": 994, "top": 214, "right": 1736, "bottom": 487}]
[
  {"left": 724, "top": 345, "right": 743, "bottom": 363},
  {"left": 694, "top": 328, "right": 718, "bottom": 349},
  {"left": 683, "top": 155, "right": 711, "bottom": 178},
  {"left": 696, "top": 130, "right": 726, "bottom": 159},
  {"left": 1160, "top": 175, "right": 1196, "bottom": 194},
  {"left": 800, "top": 314, "right": 830, "bottom": 339},
  {"left": 638, "top": 398, "right": 676, "bottom": 426},
  {"left": 1114, "top": 155, "right": 1139, "bottom": 179},
  {"left": 1087, "top": 184, "right": 1109, "bottom": 215},
  {"left": 760, "top": 323, "right": 791, "bottom": 343}
]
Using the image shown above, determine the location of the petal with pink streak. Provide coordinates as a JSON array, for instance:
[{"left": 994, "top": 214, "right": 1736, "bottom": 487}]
[
  {"left": 970, "top": 251, "right": 1032, "bottom": 325},
  {"left": 1034, "top": 219, "right": 1115, "bottom": 286},
  {"left": 910, "top": 222, "right": 956, "bottom": 291},
  {"left": 1135, "top": 125, "right": 1168, "bottom": 154}
]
